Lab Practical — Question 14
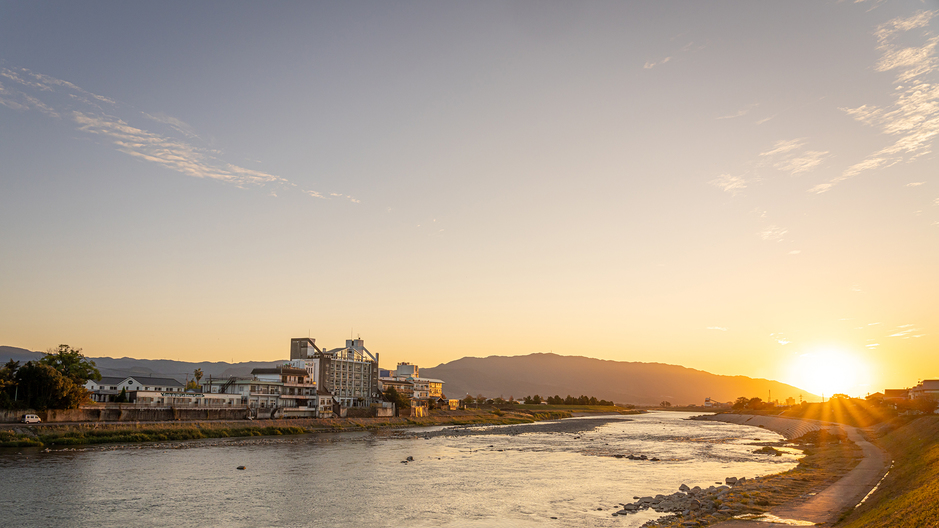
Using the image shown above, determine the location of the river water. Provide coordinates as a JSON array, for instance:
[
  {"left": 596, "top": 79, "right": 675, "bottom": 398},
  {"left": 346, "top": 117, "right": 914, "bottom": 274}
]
[{"left": 0, "top": 412, "right": 798, "bottom": 527}]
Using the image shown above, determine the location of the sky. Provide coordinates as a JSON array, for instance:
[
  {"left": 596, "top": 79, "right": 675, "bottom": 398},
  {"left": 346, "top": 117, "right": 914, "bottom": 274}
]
[{"left": 1, "top": 1, "right": 937, "bottom": 399}]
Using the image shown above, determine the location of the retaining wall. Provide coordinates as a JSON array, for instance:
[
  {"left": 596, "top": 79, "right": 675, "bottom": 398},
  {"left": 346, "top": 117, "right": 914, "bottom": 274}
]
[
  {"left": 1, "top": 406, "right": 250, "bottom": 423},
  {"left": 696, "top": 413, "right": 841, "bottom": 439}
]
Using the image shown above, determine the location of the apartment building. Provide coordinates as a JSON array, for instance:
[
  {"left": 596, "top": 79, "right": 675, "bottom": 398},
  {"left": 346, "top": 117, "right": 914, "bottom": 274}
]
[{"left": 291, "top": 337, "right": 381, "bottom": 408}]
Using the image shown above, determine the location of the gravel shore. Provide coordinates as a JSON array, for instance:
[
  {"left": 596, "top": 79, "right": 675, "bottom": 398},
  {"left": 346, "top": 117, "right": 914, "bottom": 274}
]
[{"left": 396, "top": 416, "right": 631, "bottom": 438}]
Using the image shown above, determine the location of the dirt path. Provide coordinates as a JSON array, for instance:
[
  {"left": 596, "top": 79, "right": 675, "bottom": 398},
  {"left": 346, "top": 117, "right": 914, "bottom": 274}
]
[{"left": 704, "top": 415, "right": 888, "bottom": 527}]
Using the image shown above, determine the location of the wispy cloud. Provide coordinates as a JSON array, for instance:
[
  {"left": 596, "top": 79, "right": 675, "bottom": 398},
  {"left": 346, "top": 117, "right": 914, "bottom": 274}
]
[
  {"left": 760, "top": 139, "right": 805, "bottom": 157},
  {"left": 788, "top": 249, "right": 801, "bottom": 255},
  {"left": 643, "top": 40, "right": 703, "bottom": 70},
  {"left": 329, "top": 192, "right": 361, "bottom": 203},
  {"left": 817, "top": 10, "right": 939, "bottom": 193},
  {"left": 770, "top": 332, "right": 790, "bottom": 345},
  {"left": 142, "top": 111, "right": 200, "bottom": 139},
  {"left": 759, "top": 225, "right": 788, "bottom": 241},
  {"left": 775, "top": 150, "right": 830, "bottom": 175},
  {"left": 717, "top": 103, "right": 758, "bottom": 120},
  {"left": 758, "top": 138, "right": 830, "bottom": 175},
  {"left": 709, "top": 173, "right": 747, "bottom": 195},
  {"left": 906, "top": 181, "right": 926, "bottom": 186},
  {"left": 887, "top": 323, "right": 924, "bottom": 339},
  {"left": 0, "top": 66, "right": 355, "bottom": 201},
  {"left": 755, "top": 114, "right": 777, "bottom": 125},
  {"left": 644, "top": 56, "right": 671, "bottom": 69},
  {"left": 707, "top": 326, "right": 727, "bottom": 331}
]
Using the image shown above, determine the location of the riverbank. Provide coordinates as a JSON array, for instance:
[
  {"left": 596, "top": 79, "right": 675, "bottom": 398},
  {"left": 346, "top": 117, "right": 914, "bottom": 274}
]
[
  {"left": 641, "top": 413, "right": 883, "bottom": 528},
  {"left": 836, "top": 415, "right": 939, "bottom": 528},
  {"left": 0, "top": 408, "right": 580, "bottom": 448}
]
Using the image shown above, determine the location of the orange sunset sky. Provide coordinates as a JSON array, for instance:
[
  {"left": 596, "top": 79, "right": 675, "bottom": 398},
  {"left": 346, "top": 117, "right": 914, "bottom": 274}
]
[{"left": 1, "top": 2, "right": 937, "bottom": 398}]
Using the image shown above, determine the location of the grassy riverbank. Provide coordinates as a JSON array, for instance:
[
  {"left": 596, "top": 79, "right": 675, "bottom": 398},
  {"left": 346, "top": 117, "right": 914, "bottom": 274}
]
[
  {"left": 651, "top": 429, "right": 864, "bottom": 528},
  {"left": 0, "top": 408, "right": 576, "bottom": 448},
  {"left": 695, "top": 405, "right": 939, "bottom": 527},
  {"left": 837, "top": 415, "right": 939, "bottom": 528}
]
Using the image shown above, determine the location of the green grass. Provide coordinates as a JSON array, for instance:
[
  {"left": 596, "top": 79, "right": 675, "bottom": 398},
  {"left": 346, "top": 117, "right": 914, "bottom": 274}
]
[
  {"left": 0, "top": 409, "right": 574, "bottom": 448},
  {"left": 35, "top": 425, "right": 309, "bottom": 446},
  {"left": 838, "top": 416, "right": 939, "bottom": 528},
  {"left": 509, "top": 404, "right": 639, "bottom": 414},
  {"left": 0, "top": 430, "right": 43, "bottom": 447}
]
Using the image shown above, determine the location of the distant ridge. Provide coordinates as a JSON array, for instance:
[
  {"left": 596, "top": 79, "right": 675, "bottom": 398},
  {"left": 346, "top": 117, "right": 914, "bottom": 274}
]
[
  {"left": 2, "top": 346, "right": 812, "bottom": 405},
  {"left": 421, "top": 353, "right": 814, "bottom": 406},
  {"left": 0, "top": 346, "right": 279, "bottom": 382}
]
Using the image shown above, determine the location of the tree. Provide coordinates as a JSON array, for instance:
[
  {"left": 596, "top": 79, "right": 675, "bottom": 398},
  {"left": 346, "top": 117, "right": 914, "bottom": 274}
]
[
  {"left": 384, "top": 387, "right": 410, "bottom": 415},
  {"left": 0, "top": 360, "right": 20, "bottom": 408},
  {"left": 14, "top": 362, "right": 87, "bottom": 410},
  {"left": 41, "top": 345, "right": 101, "bottom": 385},
  {"left": 912, "top": 397, "right": 939, "bottom": 415},
  {"left": 115, "top": 387, "right": 128, "bottom": 403},
  {"left": 462, "top": 394, "right": 475, "bottom": 408},
  {"left": 660, "top": 401, "right": 671, "bottom": 408},
  {"left": 193, "top": 368, "right": 204, "bottom": 384}
]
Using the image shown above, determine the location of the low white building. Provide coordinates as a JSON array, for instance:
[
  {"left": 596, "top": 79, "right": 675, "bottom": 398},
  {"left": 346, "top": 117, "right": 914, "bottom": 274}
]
[
  {"left": 202, "top": 365, "right": 335, "bottom": 418},
  {"left": 85, "top": 376, "right": 185, "bottom": 402},
  {"left": 135, "top": 390, "right": 243, "bottom": 406},
  {"left": 910, "top": 380, "right": 939, "bottom": 400}
]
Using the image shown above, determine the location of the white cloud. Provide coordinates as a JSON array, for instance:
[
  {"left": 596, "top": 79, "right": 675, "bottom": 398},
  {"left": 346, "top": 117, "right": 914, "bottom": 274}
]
[
  {"left": 142, "top": 111, "right": 200, "bottom": 139},
  {"left": 755, "top": 115, "right": 776, "bottom": 125},
  {"left": 906, "top": 181, "right": 926, "bottom": 186},
  {"left": 644, "top": 56, "right": 672, "bottom": 69},
  {"left": 788, "top": 250, "right": 801, "bottom": 255},
  {"left": 760, "top": 139, "right": 805, "bottom": 157},
  {"left": 0, "top": 66, "right": 358, "bottom": 200},
  {"left": 775, "top": 150, "right": 830, "bottom": 175},
  {"left": 71, "top": 111, "right": 284, "bottom": 186},
  {"left": 709, "top": 173, "right": 747, "bottom": 195},
  {"left": 717, "top": 103, "right": 758, "bottom": 120},
  {"left": 821, "top": 11, "right": 939, "bottom": 192},
  {"left": 889, "top": 323, "right": 920, "bottom": 338},
  {"left": 707, "top": 326, "right": 727, "bottom": 331},
  {"left": 759, "top": 225, "right": 788, "bottom": 241}
]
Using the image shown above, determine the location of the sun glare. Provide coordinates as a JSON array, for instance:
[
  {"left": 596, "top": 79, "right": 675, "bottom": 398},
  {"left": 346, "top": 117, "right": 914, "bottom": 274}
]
[{"left": 786, "top": 348, "right": 870, "bottom": 399}]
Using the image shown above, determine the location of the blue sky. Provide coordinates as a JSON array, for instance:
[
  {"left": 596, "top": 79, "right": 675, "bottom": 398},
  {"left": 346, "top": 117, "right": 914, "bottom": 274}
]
[{"left": 1, "top": 1, "right": 937, "bottom": 397}]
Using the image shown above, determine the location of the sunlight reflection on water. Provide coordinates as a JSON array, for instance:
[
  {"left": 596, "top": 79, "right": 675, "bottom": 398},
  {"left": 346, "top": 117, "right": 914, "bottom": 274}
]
[{"left": 0, "top": 412, "right": 798, "bottom": 528}]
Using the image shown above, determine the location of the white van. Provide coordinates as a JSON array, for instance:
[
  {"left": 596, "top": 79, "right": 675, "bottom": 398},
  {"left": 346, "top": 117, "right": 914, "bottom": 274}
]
[{"left": 21, "top": 414, "right": 41, "bottom": 424}]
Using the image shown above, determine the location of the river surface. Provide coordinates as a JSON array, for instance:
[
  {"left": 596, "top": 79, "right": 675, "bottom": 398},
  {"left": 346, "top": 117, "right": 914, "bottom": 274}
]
[{"left": 0, "top": 412, "right": 799, "bottom": 527}]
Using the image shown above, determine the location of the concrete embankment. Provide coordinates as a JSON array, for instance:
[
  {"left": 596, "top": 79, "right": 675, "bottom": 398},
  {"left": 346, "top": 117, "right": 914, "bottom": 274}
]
[{"left": 694, "top": 413, "right": 838, "bottom": 440}]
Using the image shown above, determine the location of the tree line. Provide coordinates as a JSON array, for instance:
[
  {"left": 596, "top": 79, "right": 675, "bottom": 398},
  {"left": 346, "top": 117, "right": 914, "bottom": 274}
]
[
  {"left": 523, "top": 394, "right": 615, "bottom": 406},
  {"left": 0, "top": 345, "right": 101, "bottom": 410}
]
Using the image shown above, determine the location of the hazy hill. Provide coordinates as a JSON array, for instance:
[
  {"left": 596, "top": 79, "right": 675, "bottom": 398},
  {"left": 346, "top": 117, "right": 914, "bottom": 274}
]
[
  {"left": 0, "top": 346, "right": 278, "bottom": 382},
  {"left": 2, "top": 346, "right": 812, "bottom": 405},
  {"left": 422, "top": 353, "right": 814, "bottom": 406}
]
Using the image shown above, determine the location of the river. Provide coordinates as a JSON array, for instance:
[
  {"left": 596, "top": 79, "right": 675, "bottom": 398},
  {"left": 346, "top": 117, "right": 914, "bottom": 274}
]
[{"left": 0, "top": 412, "right": 799, "bottom": 527}]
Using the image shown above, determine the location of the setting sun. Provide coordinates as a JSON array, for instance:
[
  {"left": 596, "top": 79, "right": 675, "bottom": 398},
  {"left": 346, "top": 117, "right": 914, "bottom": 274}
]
[{"left": 786, "top": 348, "right": 871, "bottom": 399}]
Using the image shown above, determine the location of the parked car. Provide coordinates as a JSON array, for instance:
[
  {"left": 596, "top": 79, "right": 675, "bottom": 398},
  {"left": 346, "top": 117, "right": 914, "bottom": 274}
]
[{"left": 21, "top": 414, "right": 41, "bottom": 424}]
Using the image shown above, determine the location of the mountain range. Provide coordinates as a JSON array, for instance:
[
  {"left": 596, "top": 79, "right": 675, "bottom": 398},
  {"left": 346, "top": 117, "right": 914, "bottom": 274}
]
[
  {"left": 0, "top": 346, "right": 278, "bottom": 382},
  {"left": 421, "top": 353, "right": 813, "bottom": 405},
  {"left": 1, "top": 346, "right": 812, "bottom": 405}
]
